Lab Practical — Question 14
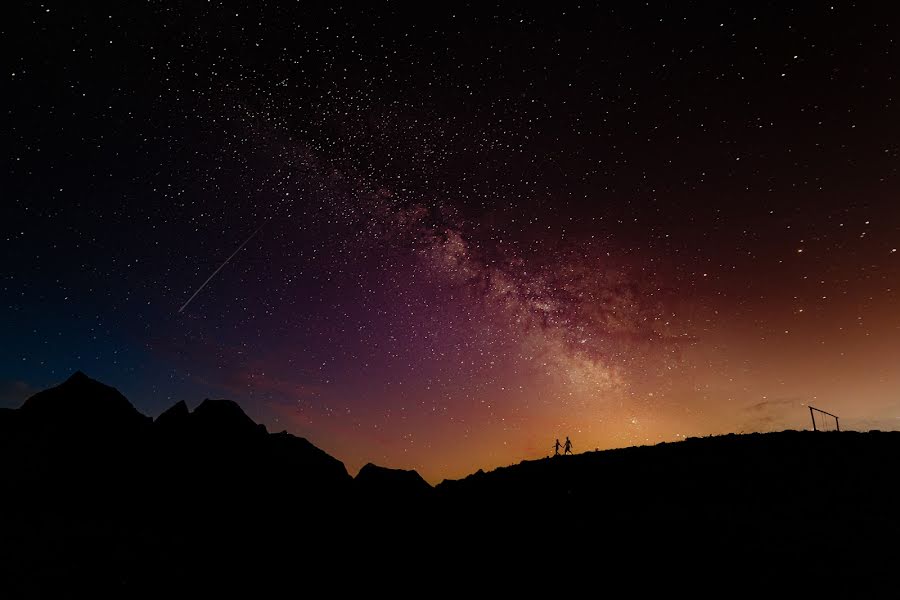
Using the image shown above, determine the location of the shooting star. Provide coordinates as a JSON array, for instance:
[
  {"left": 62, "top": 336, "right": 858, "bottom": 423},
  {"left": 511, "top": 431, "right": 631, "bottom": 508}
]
[{"left": 178, "top": 222, "right": 265, "bottom": 314}]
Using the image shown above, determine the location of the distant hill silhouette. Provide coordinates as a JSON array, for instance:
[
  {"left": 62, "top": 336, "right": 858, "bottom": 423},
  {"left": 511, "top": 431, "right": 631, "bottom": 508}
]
[
  {"left": 18, "top": 370, "right": 151, "bottom": 430},
  {"left": 355, "top": 462, "right": 433, "bottom": 501},
  {"left": 1, "top": 372, "right": 898, "bottom": 593}
]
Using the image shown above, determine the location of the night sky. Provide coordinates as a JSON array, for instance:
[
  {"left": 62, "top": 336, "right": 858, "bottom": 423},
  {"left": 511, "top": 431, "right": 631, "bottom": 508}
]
[{"left": 4, "top": 3, "right": 900, "bottom": 482}]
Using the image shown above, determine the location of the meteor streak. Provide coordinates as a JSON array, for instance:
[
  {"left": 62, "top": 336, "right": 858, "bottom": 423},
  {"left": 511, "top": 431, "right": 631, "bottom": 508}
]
[{"left": 178, "top": 223, "right": 265, "bottom": 314}]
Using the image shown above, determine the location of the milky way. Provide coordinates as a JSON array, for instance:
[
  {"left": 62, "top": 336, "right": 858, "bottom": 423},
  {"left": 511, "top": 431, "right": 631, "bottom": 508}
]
[{"left": 4, "top": 3, "right": 900, "bottom": 481}]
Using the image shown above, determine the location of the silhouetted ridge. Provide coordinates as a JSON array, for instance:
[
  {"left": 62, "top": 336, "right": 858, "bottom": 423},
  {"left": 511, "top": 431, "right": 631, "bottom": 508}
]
[
  {"left": 191, "top": 398, "right": 265, "bottom": 437},
  {"left": 355, "top": 463, "right": 432, "bottom": 499},
  {"left": 154, "top": 399, "right": 189, "bottom": 429},
  {"left": 19, "top": 370, "right": 150, "bottom": 430},
  {"left": 66, "top": 370, "right": 90, "bottom": 383},
  {"left": 267, "top": 431, "right": 350, "bottom": 484},
  {"left": 2, "top": 374, "right": 350, "bottom": 498}
]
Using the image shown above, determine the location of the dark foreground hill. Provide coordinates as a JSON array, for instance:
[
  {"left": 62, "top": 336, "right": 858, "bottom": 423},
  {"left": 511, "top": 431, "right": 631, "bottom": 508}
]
[{"left": 1, "top": 372, "right": 898, "bottom": 593}]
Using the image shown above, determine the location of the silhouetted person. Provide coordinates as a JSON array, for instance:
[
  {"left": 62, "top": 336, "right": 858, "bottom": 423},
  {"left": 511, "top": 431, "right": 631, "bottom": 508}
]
[
  {"left": 564, "top": 436, "right": 572, "bottom": 455},
  {"left": 553, "top": 438, "right": 562, "bottom": 456}
]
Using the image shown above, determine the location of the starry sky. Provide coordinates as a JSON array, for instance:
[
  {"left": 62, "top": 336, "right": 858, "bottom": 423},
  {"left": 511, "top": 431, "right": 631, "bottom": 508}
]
[{"left": 4, "top": 3, "right": 900, "bottom": 482}]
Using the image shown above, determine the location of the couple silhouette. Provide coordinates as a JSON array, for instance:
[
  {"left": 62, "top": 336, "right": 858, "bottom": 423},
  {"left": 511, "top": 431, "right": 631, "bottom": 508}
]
[{"left": 553, "top": 437, "right": 572, "bottom": 456}]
